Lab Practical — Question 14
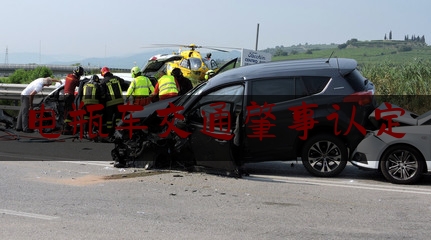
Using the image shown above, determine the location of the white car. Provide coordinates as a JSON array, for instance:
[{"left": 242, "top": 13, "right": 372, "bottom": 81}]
[{"left": 351, "top": 103, "right": 431, "bottom": 184}]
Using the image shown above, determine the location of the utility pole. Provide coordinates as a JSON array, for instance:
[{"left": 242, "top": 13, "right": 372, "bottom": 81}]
[
  {"left": 39, "top": 40, "right": 42, "bottom": 64},
  {"left": 4, "top": 46, "right": 8, "bottom": 65},
  {"left": 255, "top": 23, "right": 260, "bottom": 51}
]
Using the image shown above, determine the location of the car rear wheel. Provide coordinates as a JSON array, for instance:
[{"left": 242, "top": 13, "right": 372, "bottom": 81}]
[
  {"left": 379, "top": 145, "right": 424, "bottom": 184},
  {"left": 301, "top": 134, "right": 348, "bottom": 177}
]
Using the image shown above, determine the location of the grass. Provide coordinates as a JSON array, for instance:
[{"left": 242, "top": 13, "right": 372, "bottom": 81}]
[
  {"left": 273, "top": 45, "right": 431, "bottom": 66},
  {"left": 269, "top": 41, "right": 431, "bottom": 114}
]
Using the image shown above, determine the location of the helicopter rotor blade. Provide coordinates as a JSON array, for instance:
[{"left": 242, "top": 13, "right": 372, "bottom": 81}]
[
  {"left": 203, "top": 47, "right": 229, "bottom": 52},
  {"left": 202, "top": 46, "right": 242, "bottom": 52},
  {"left": 142, "top": 44, "right": 241, "bottom": 52}
]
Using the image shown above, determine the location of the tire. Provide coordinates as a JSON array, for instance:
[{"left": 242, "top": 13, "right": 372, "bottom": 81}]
[
  {"left": 379, "top": 145, "right": 424, "bottom": 184},
  {"left": 301, "top": 134, "right": 348, "bottom": 177}
]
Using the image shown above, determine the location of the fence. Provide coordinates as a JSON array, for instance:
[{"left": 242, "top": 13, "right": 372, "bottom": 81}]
[{"left": 0, "top": 83, "right": 57, "bottom": 111}]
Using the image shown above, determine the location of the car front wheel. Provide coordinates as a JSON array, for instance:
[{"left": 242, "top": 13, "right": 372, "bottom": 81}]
[
  {"left": 379, "top": 145, "right": 424, "bottom": 184},
  {"left": 301, "top": 134, "right": 348, "bottom": 177}
]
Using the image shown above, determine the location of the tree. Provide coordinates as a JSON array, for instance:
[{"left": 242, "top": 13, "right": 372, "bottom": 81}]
[
  {"left": 346, "top": 38, "right": 358, "bottom": 46},
  {"left": 338, "top": 43, "right": 347, "bottom": 49},
  {"left": 6, "top": 66, "right": 53, "bottom": 84},
  {"left": 384, "top": 34, "right": 387, "bottom": 40},
  {"left": 389, "top": 31, "right": 392, "bottom": 40},
  {"left": 29, "top": 66, "right": 53, "bottom": 80},
  {"left": 273, "top": 46, "right": 288, "bottom": 57},
  {"left": 7, "top": 69, "right": 28, "bottom": 84}
]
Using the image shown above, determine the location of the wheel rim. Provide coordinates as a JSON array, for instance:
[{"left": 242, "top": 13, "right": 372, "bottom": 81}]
[
  {"left": 385, "top": 150, "right": 418, "bottom": 181},
  {"left": 307, "top": 140, "right": 342, "bottom": 172}
]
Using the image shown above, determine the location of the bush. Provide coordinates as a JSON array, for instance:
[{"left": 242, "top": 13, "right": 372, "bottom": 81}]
[
  {"left": 5, "top": 66, "right": 53, "bottom": 84},
  {"left": 397, "top": 46, "right": 412, "bottom": 52}
]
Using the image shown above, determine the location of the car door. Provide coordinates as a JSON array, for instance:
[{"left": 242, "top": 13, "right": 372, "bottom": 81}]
[
  {"left": 214, "top": 58, "right": 238, "bottom": 76},
  {"left": 242, "top": 77, "right": 315, "bottom": 162},
  {"left": 185, "top": 84, "right": 245, "bottom": 171}
]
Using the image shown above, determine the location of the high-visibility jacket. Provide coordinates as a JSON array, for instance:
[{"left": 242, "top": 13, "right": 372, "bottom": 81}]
[
  {"left": 158, "top": 75, "right": 178, "bottom": 96},
  {"left": 82, "top": 82, "right": 101, "bottom": 105},
  {"left": 126, "top": 76, "right": 154, "bottom": 97},
  {"left": 103, "top": 77, "right": 124, "bottom": 107}
]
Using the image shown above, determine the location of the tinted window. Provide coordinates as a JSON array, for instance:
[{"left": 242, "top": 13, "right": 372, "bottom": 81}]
[
  {"left": 301, "top": 76, "right": 331, "bottom": 95},
  {"left": 344, "top": 69, "right": 367, "bottom": 91},
  {"left": 188, "top": 85, "right": 244, "bottom": 123},
  {"left": 250, "top": 78, "right": 295, "bottom": 105}
]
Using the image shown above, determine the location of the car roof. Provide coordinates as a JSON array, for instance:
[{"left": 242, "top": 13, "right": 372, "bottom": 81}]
[{"left": 207, "top": 58, "right": 358, "bottom": 86}]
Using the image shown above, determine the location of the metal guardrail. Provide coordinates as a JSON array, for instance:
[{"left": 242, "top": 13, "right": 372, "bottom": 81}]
[{"left": 0, "top": 83, "right": 56, "bottom": 111}]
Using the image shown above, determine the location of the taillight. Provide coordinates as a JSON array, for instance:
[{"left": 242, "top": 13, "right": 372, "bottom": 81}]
[{"left": 343, "top": 90, "right": 374, "bottom": 106}]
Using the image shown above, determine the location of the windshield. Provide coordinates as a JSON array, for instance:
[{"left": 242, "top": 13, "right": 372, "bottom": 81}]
[{"left": 189, "top": 58, "right": 203, "bottom": 70}]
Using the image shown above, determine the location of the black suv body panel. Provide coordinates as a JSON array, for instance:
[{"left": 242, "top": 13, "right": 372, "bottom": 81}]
[{"left": 112, "top": 58, "right": 377, "bottom": 177}]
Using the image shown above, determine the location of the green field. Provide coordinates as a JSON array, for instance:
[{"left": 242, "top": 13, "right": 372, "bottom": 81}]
[
  {"left": 270, "top": 40, "right": 431, "bottom": 65},
  {"left": 263, "top": 40, "right": 431, "bottom": 113}
]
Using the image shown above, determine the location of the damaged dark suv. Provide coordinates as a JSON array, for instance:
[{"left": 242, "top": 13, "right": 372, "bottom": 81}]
[{"left": 111, "top": 58, "right": 376, "bottom": 177}]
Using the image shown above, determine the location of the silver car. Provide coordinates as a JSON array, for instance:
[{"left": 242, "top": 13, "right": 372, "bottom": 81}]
[{"left": 351, "top": 102, "right": 431, "bottom": 184}]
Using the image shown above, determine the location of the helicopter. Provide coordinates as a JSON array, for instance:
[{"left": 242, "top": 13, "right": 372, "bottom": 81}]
[{"left": 141, "top": 44, "right": 239, "bottom": 83}]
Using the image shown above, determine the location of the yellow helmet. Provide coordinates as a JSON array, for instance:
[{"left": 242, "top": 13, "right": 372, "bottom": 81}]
[
  {"left": 205, "top": 70, "right": 215, "bottom": 80},
  {"left": 131, "top": 66, "right": 141, "bottom": 78}
]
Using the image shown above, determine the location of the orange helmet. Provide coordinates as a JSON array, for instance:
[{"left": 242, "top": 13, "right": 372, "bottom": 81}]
[{"left": 100, "top": 66, "right": 110, "bottom": 77}]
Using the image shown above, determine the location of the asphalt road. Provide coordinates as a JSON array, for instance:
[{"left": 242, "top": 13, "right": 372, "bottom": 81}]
[{"left": 1, "top": 130, "right": 431, "bottom": 239}]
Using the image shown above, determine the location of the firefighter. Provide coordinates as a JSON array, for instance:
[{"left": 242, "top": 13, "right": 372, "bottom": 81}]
[
  {"left": 81, "top": 75, "right": 103, "bottom": 138},
  {"left": 99, "top": 66, "right": 128, "bottom": 136},
  {"left": 125, "top": 66, "right": 154, "bottom": 106},
  {"left": 63, "top": 66, "right": 84, "bottom": 134}
]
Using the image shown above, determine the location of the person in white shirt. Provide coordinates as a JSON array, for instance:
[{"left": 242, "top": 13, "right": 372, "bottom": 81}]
[{"left": 15, "top": 77, "right": 60, "bottom": 133}]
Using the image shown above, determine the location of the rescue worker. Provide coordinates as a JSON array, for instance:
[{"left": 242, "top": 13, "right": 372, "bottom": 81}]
[
  {"left": 16, "top": 77, "right": 60, "bottom": 133},
  {"left": 125, "top": 66, "right": 154, "bottom": 106},
  {"left": 99, "top": 66, "right": 128, "bottom": 136},
  {"left": 63, "top": 66, "right": 84, "bottom": 135},
  {"left": 81, "top": 75, "right": 103, "bottom": 138},
  {"left": 205, "top": 53, "right": 212, "bottom": 60},
  {"left": 171, "top": 68, "right": 193, "bottom": 95},
  {"left": 150, "top": 71, "right": 180, "bottom": 101},
  {"left": 205, "top": 69, "right": 216, "bottom": 80}
]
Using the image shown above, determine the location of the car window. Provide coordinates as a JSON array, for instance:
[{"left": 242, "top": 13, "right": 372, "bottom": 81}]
[
  {"left": 250, "top": 78, "right": 295, "bottom": 105},
  {"left": 198, "top": 84, "right": 244, "bottom": 106},
  {"left": 188, "top": 85, "right": 244, "bottom": 123},
  {"left": 301, "top": 76, "right": 331, "bottom": 95},
  {"left": 343, "top": 69, "right": 367, "bottom": 92}
]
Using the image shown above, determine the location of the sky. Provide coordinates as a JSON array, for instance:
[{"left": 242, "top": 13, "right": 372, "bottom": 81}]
[{"left": 1, "top": 0, "right": 430, "bottom": 61}]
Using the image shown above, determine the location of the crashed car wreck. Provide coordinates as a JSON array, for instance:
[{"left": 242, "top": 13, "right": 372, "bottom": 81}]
[
  {"left": 111, "top": 58, "right": 377, "bottom": 177},
  {"left": 111, "top": 86, "right": 252, "bottom": 176},
  {"left": 351, "top": 102, "right": 431, "bottom": 184}
]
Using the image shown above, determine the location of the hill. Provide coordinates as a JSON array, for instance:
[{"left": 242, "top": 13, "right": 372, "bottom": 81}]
[
  {"left": 263, "top": 39, "right": 431, "bottom": 66},
  {"left": 6, "top": 49, "right": 241, "bottom": 69},
  {"left": 7, "top": 39, "right": 430, "bottom": 68}
]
